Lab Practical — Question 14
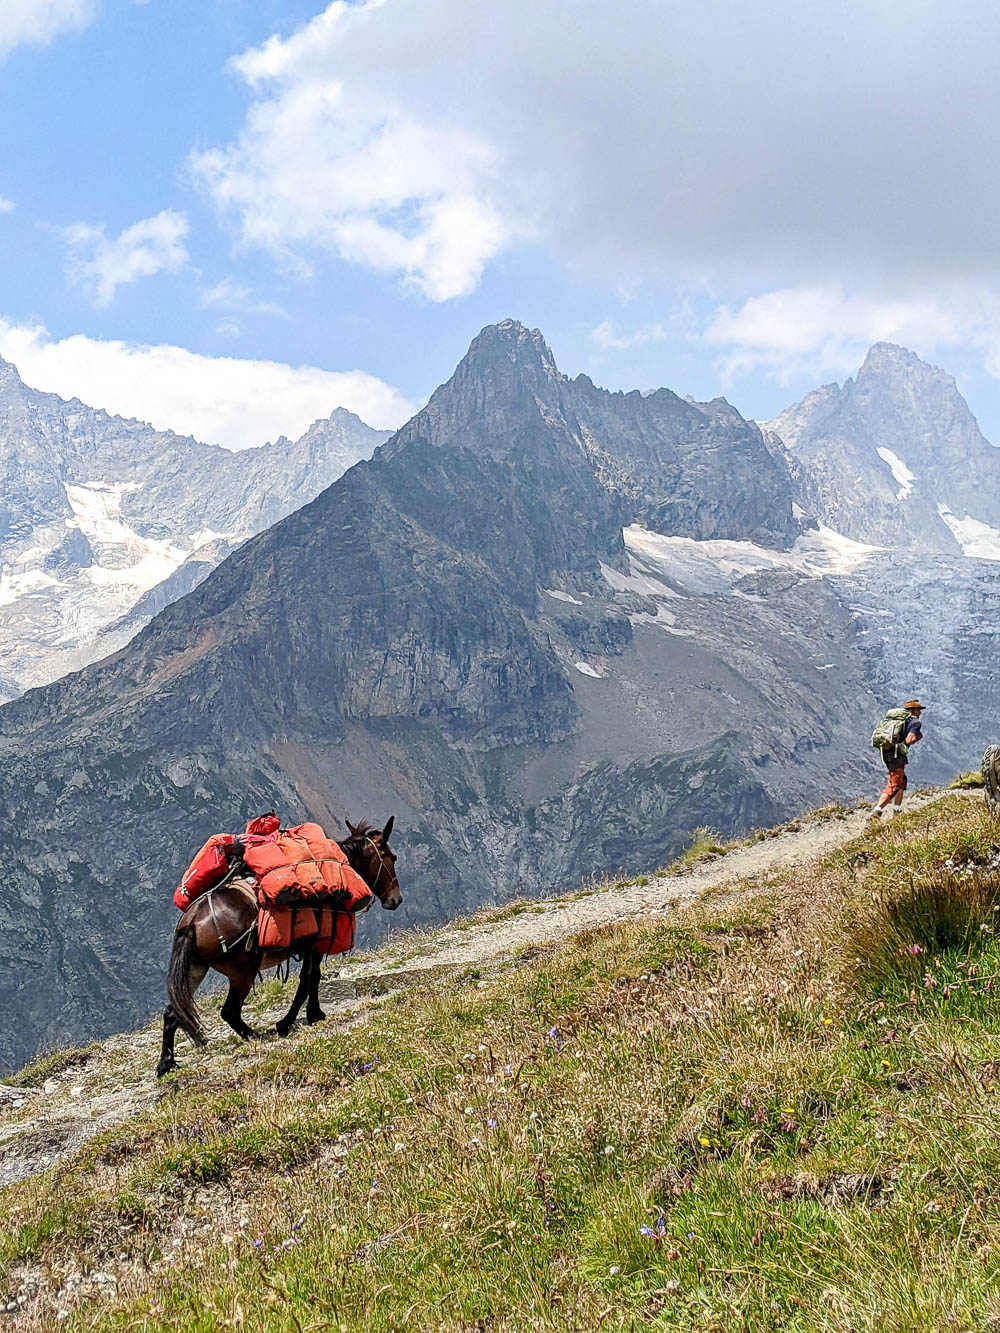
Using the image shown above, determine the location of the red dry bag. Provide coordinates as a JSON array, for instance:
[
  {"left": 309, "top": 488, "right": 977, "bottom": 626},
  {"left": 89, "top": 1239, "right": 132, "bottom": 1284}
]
[{"left": 174, "top": 833, "right": 235, "bottom": 911}]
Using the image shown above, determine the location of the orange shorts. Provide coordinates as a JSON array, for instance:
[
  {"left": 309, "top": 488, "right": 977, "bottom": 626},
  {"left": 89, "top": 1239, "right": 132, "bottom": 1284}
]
[{"left": 882, "top": 767, "right": 907, "bottom": 799}]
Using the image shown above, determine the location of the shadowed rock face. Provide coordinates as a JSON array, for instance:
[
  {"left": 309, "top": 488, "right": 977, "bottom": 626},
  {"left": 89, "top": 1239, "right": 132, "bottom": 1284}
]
[
  {"left": 766, "top": 342, "right": 1000, "bottom": 553},
  {"left": 2, "top": 321, "right": 996, "bottom": 1071}
]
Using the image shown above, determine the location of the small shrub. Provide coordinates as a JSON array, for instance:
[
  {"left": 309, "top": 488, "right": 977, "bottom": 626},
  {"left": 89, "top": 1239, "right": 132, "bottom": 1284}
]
[
  {"left": 951, "top": 771, "right": 985, "bottom": 789},
  {"left": 671, "top": 827, "right": 730, "bottom": 872}
]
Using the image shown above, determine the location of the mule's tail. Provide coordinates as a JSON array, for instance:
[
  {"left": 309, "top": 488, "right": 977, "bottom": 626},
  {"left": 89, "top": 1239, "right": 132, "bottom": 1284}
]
[{"left": 167, "top": 925, "right": 206, "bottom": 1046}]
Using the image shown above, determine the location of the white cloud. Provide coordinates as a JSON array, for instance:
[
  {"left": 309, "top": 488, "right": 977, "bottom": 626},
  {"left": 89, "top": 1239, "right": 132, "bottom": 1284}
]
[
  {"left": 0, "top": 196, "right": 14, "bottom": 214},
  {"left": 592, "top": 320, "right": 668, "bottom": 351},
  {"left": 200, "top": 277, "right": 288, "bottom": 318},
  {"left": 193, "top": 0, "right": 1000, "bottom": 304},
  {"left": 703, "top": 285, "right": 1000, "bottom": 384},
  {"left": 191, "top": 0, "right": 513, "bottom": 301},
  {"left": 61, "top": 210, "right": 189, "bottom": 308},
  {"left": 0, "top": 0, "right": 95, "bottom": 60},
  {"left": 0, "top": 319, "right": 416, "bottom": 447}
]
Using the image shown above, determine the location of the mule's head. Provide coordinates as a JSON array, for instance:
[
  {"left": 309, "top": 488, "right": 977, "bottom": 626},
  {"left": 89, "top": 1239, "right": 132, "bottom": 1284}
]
[{"left": 345, "top": 816, "right": 402, "bottom": 910}]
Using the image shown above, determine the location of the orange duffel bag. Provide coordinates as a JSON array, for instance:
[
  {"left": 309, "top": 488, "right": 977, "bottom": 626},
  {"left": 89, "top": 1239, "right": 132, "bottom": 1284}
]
[
  {"left": 257, "top": 906, "right": 318, "bottom": 951},
  {"left": 243, "top": 832, "right": 325, "bottom": 905},
  {"left": 289, "top": 822, "right": 347, "bottom": 891}
]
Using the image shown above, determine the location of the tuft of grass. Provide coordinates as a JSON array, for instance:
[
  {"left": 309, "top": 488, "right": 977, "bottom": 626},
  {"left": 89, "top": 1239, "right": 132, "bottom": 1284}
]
[
  {"left": 668, "top": 826, "right": 732, "bottom": 872},
  {"left": 842, "top": 869, "right": 1000, "bottom": 998}
]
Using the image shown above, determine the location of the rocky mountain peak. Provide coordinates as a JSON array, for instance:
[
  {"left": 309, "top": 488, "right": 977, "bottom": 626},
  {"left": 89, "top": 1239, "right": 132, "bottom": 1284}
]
[
  {"left": 769, "top": 342, "right": 1000, "bottom": 553},
  {"left": 445, "top": 320, "right": 562, "bottom": 402},
  {"left": 858, "top": 340, "right": 946, "bottom": 381}
]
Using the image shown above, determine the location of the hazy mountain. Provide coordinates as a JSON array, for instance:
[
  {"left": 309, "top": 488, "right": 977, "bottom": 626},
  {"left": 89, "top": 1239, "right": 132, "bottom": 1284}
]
[
  {"left": 0, "top": 358, "right": 390, "bottom": 702},
  {"left": 1, "top": 322, "right": 998, "bottom": 1072},
  {"left": 763, "top": 342, "right": 1000, "bottom": 556}
]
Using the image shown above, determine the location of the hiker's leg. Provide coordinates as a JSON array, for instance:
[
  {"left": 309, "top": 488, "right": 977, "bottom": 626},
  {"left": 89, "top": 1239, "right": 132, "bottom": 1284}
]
[{"left": 892, "top": 769, "right": 907, "bottom": 808}]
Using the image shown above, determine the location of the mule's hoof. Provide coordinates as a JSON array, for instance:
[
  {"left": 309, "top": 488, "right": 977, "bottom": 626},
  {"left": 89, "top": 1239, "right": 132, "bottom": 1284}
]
[
  {"left": 306, "top": 1008, "right": 327, "bottom": 1025},
  {"left": 274, "top": 1020, "right": 293, "bottom": 1038},
  {"left": 156, "top": 1059, "right": 177, "bottom": 1078}
]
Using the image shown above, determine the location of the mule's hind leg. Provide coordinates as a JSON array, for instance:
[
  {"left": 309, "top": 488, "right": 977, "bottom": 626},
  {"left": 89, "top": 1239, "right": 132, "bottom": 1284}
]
[
  {"left": 304, "top": 949, "right": 327, "bottom": 1026},
  {"left": 275, "top": 952, "right": 314, "bottom": 1037},
  {"left": 220, "top": 971, "right": 262, "bottom": 1041},
  {"left": 156, "top": 962, "right": 208, "bottom": 1078}
]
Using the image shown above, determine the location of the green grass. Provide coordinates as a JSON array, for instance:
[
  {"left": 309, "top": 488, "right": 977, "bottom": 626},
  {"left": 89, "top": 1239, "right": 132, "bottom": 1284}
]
[
  {"left": 951, "top": 770, "right": 986, "bottom": 789},
  {"left": 7, "top": 793, "right": 1000, "bottom": 1330}
]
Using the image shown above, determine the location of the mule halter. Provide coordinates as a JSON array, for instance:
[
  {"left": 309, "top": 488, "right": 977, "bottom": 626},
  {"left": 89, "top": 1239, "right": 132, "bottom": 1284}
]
[{"left": 363, "top": 834, "right": 394, "bottom": 898}]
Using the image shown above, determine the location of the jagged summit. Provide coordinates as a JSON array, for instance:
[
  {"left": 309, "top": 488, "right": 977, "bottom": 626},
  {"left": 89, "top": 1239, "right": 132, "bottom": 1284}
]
[
  {"left": 766, "top": 341, "right": 1000, "bottom": 553},
  {"left": 476, "top": 318, "right": 558, "bottom": 365}
]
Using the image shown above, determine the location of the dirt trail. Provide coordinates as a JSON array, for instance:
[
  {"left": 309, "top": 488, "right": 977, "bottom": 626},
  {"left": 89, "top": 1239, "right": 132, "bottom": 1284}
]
[
  {"left": 0, "top": 793, "right": 948, "bottom": 1190},
  {"left": 334, "top": 794, "right": 946, "bottom": 997}
]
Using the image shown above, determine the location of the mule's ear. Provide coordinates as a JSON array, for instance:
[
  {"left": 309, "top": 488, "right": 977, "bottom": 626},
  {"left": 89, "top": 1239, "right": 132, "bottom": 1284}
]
[
  {"left": 345, "top": 819, "right": 358, "bottom": 837},
  {"left": 382, "top": 815, "right": 395, "bottom": 841}
]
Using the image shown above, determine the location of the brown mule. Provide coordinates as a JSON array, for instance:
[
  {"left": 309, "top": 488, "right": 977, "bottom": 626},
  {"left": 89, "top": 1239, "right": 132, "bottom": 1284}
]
[{"left": 156, "top": 818, "right": 400, "bottom": 1077}]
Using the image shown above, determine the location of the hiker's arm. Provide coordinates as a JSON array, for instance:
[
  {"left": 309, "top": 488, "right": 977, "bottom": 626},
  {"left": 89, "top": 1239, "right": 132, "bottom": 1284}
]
[{"left": 906, "top": 730, "right": 921, "bottom": 746}]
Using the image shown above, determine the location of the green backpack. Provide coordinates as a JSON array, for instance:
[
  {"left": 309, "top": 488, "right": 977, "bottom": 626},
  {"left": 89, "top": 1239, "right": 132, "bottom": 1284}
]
[{"left": 871, "top": 707, "right": 912, "bottom": 751}]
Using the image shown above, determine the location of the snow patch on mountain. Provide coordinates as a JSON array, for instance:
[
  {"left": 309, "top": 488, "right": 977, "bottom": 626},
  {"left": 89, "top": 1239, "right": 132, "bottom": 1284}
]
[
  {"left": 0, "top": 568, "right": 60, "bottom": 608},
  {"left": 937, "top": 504, "right": 1000, "bottom": 560},
  {"left": 599, "top": 559, "right": 682, "bottom": 599},
  {"left": 876, "top": 447, "right": 916, "bottom": 499},
  {"left": 65, "top": 483, "right": 189, "bottom": 588},
  {"left": 617, "top": 522, "right": 876, "bottom": 598}
]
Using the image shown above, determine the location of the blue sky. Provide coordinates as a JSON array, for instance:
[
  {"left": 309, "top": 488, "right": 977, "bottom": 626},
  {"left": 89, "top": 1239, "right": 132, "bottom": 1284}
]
[{"left": 4, "top": 0, "right": 1000, "bottom": 449}]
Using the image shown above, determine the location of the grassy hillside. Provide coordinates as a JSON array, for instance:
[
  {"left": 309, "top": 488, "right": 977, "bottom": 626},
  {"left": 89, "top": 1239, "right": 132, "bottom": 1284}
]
[{"left": 4, "top": 793, "right": 1000, "bottom": 1330}]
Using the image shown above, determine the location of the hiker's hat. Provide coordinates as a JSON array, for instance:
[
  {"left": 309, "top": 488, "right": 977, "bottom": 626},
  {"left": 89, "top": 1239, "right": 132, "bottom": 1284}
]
[{"left": 904, "top": 699, "right": 925, "bottom": 712}]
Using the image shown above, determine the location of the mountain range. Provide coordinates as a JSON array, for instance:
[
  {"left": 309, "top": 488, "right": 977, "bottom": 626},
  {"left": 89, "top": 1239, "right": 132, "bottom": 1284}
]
[
  {"left": 1, "top": 321, "right": 998, "bottom": 1071},
  {"left": 0, "top": 356, "right": 390, "bottom": 702}
]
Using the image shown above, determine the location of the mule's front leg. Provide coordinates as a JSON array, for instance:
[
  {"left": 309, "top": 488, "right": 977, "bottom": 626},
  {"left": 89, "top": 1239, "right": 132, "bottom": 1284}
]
[
  {"left": 275, "top": 951, "right": 313, "bottom": 1037},
  {"left": 156, "top": 1006, "right": 180, "bottom": 1078},
  {"left": 220, "top": 976, "right": 261, "bottom": 1041}
]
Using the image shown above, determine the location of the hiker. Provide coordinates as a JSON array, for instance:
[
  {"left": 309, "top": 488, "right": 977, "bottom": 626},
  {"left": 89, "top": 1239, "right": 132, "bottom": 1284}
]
[{"left": 870, "top": 699, "right": 925, "bottom": 818}]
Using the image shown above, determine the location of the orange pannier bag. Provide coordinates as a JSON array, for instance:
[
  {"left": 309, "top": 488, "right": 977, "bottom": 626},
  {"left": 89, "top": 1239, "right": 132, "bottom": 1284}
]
[
  {"left": 174, "top": 833, "right": 235, "bottom": 911},
  {"left": 257, "top": 906, "right": 318, "bottom": 951},
  {"left": 315, "top": 908, "right": 360, "bottom": 956}
]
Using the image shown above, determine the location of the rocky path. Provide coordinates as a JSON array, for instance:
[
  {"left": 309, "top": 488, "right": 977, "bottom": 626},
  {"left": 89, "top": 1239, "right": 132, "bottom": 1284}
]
[{"left": 0, "top": 794, "right": 948, "bottom": 1190}]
